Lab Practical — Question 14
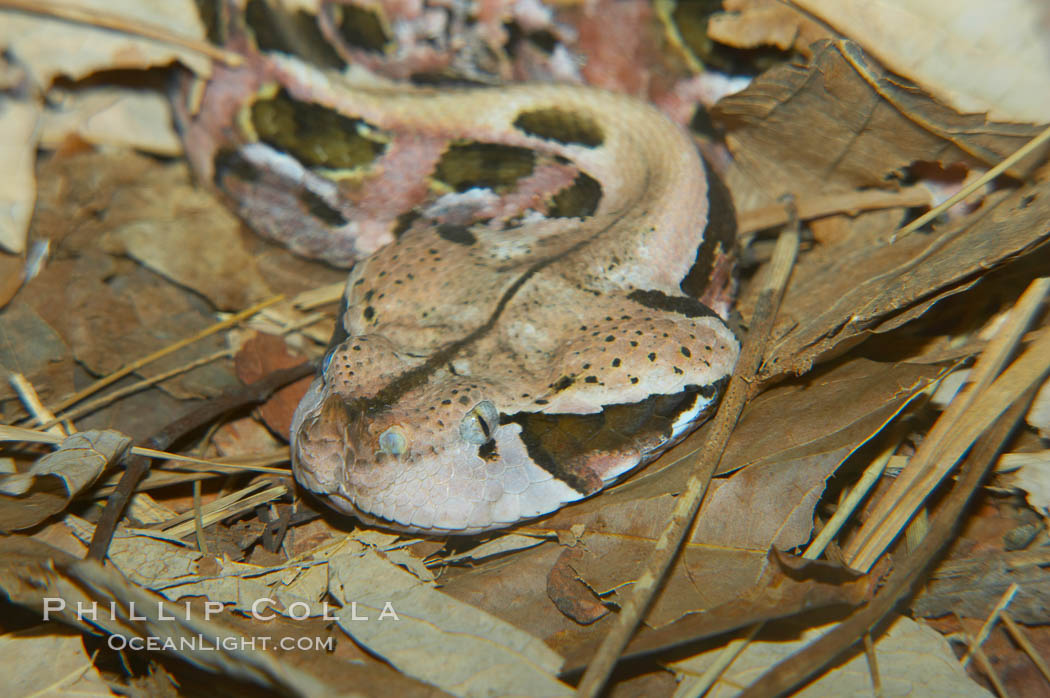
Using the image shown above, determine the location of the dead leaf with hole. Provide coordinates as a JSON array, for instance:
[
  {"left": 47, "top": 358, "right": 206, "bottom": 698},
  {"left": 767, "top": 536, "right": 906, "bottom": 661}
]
[{"left": 0, "top": 430, "right": 130, "bottom": 531}]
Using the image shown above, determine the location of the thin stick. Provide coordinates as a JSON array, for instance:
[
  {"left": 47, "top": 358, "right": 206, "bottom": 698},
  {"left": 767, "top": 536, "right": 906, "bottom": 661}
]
[
  {"left": 738, "top": 185, "right": 930, "bottom": 236},
  {"left": 1000, "top": 613, "right": 1050, "bottom": 685},
  {"left": 972, "top": 643, "right": 1011, "bottom": 698},
  {"left": 575, "top": 222, "right": 799, "bottom": 697},
  {"left": 681, "top": 624, "right": 761, "bottom": 698},
  {"left": 45, "top": 295, "right": 283, "bottom": 417},
  {"left": 893, "top": 123, "right": 1050, "bottom": 241},
  {"left": 961, "top": 583, "right": 1018, "bottom": 667},
  {"left": 87, "top": 361, "right": 311, "bottom": 560},
  {"left": 0, "top": 0, "right": 243, "bottom": 66},
  {"left": 736, "top": 390, "right": 1033, "bottom": 697},
  {"left": 162, "top": 484, "right": 287, "bottom": 539},
  {"left": 863, "top": 632, "right": 883, "bottom": 698},
  {"left": 9, "top": 373, "right": 69, "bottom": 437},
  {"left": 0, "top": 425, "right": 290, "bottom": 474},
  {"left": 802, "top": 433, "right": 900, "bottom": 559},
  {"left": 41, "top": 349, "right": 233, "bottom": 429},
  {"left": 192, "top": 480, "right": 209, "bottom": 554},
  {"left": 847, "top": 277, "right": 1050, "bottom": 572}
]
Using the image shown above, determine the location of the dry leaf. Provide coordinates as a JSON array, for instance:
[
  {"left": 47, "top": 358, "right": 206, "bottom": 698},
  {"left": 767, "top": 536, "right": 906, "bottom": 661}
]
[
  {"left": 0, "top": 626, "right": 113, "bottom": 697},
  {"left": 524, "top": 358, "right": 936, "bottom": 626},
  {"left": 0, "top": 430, "right": 130, "bottom": 531},
  {"left": 0, "top": 0, "right": 209, "bottom": 87},
  {"left": 234, "top": 332, "right": 311, "bottom": 439},
  {"left": 671, "top": 615, "right": 992, "bottom": 697},
  {"left": 714, "top": 40, "right": 1043, "bottom": 208},
  {"left": 1028, "top": 376, "right": 1050, "bottom": 438},
  {"left": 64, "top": 514, "right": 202, "bottom": 588},
  {"left": 1000, "top": 450, "right": 1050, "bottom": 515},
  {"left": 708, "top": 0, "right": 830, "bottom": 53},
  {"left": 329, "top": 544, "right": 571, "bottom": 697},
  {"left": 756, "top": 181, "right": 1050, "bottom": 378},
  {"left": 793, "top": 0, "right": 1050, "bottom": 123},
  {"left": 913, "top": 549, "right": 1050, "bottom": 624},
  {"left": 104, "top": 162, "right": 272, "bottom": 311},
  {"left": 561, "top": 552, "right": 877, "bottom": 673},
  {"left": 0, "top": 535, "right": 335, "bottom": 696},
  {"left": 440, "top": 533, "right": 546, "bottom": 564},
  {"left": 0, "top": 301, "right": 75, "bottom": 403},
  {"left": 439, "top": 542, "right": 593, "bottom": 656},
  {"left": 546, "top": 547, "right": 609, "bottom": 625},
  {"left": 39, "top": 86, "right": 181, "bottom": 155}
]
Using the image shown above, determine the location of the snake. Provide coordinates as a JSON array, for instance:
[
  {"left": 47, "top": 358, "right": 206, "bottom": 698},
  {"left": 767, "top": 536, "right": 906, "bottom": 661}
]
[{"left": 178, "top": 0, "right": 740, "bottom": 534}]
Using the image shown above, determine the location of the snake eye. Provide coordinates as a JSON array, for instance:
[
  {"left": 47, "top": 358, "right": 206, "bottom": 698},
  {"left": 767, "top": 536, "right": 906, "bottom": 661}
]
[
  {"left": 378, "top": 427, "right": 407, "bottom": 456},
  {"left": 459, "top": 400, "right": 499, "bottom": 444}
]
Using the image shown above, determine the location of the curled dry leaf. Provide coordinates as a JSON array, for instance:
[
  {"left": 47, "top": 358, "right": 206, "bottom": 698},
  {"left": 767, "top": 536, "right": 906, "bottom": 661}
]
[
  {"left": 547, "top": 547, "right": 609, "bottom": 625},
  {"left": 707, "top": 0, "right": 831, "bottom": 54},
  {"left": 0, "top": 429, "right": 131, "bottom": 532}
]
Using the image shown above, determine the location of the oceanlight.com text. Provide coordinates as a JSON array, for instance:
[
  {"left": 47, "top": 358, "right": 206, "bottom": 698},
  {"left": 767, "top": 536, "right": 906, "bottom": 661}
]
[{"left": 107, "top": 634, "right": 336, "bottom": 652}]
